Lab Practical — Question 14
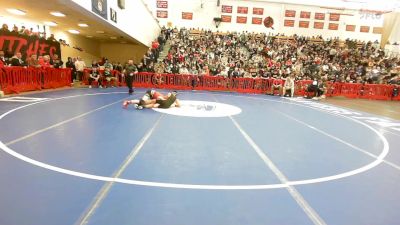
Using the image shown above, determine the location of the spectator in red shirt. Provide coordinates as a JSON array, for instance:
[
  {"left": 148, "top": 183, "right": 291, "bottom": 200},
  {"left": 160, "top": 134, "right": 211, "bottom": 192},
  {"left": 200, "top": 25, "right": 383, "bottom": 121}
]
[
  {"left": 152, "top": 41, "right": 159, "bottom": 50},
  {"left": 39, "top": 55, "right": 52, "bottom": 68}
]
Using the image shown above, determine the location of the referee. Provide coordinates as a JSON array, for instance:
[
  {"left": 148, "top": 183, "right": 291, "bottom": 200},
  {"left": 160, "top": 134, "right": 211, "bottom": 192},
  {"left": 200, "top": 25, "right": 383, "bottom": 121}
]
[{"left": 123, "top": 59, "right": 138, "bottom": 95}]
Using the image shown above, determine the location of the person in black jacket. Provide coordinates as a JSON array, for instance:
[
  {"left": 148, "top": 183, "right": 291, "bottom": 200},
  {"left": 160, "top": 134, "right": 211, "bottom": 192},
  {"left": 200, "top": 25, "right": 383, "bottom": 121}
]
[
  {"left": 51, "top": 54, "right": 63, "bottom": 68},
  {"left": 66, "top": 57, "right": 76, "bottom": 82},
  {"left": 10, "top": 52, "right": 26, "bottom": 67},
  {"left": 123, "top": 59, "right": 138, "bottom": 95}
]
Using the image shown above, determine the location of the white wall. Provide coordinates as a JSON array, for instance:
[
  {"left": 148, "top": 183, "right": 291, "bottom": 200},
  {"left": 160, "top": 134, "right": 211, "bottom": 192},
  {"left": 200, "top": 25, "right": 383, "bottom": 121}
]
[
  {"left": 145, "top": 0, "right": 383, "bottom": 41},
  {"left": 388, "top": 13, "right": 400, "bottom": 44},
  {"left": 70, "top": 0, "right": 161, "bottom": 46}
]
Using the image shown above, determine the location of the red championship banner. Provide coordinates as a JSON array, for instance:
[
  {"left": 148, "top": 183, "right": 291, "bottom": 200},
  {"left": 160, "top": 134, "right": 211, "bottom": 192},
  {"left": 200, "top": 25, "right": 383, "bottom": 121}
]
[
  {"left": 182, "top": 12, "right": 193, "bottom": 20},
  {"left": 156, "top": 0, "right": 168, "bottom": 8},
  {"left": 360, "top": 26, "right": 370, "bottom": 33},
  {"left": 156, "top": 10, "right": 168, "bottom": 18},
  {"left": 284, "top": 19, "right": 295, "bottom": 27},
  {"left": 314, "top": 22, "right": 324, "bottom": 29},
  {"left": 373, "top": 27, "right": 383, "bottom": 34},
  {"left": 252, "top": 17, "right": 262, "bottom": 25},
  {"left": 328, "top": 23, "right": 339, "bottom": 30},
  {"left": 236, "top": 16, "right": 247, "bottom": 24},
  {"left": 300, "top": 11, "right": 311, "bottom": 19},
  {"left": 329, "top": 13, "right": 340, "bottom": 21},
  {"left": 253, "top": 7, "right": 264, "bottom": 15},
  {"left": 346, "top": 25, "right": 356, "bottom": 31},
  {"left": 221, "top": 15, "right": 232, "bottom": 22},
  {"left": 237, "top": 6, "right": 248, "bottom": 14},
  {"left": 285, "top": 10, "right": 296, "bottom": 17},
  {"left": 221, "top": 5, "right": 232, "bottom": 13},
  {"left": 315, "top": 13, "right": 325, "bottom": 20},
  {"left": 299, "top": 21, "right": 309, "bottom": 28}
]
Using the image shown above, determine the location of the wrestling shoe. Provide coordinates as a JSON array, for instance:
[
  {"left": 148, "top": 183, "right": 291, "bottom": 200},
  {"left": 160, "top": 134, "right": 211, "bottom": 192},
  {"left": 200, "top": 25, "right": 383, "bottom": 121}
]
[
  {"left": 137, "top": 105, "right": 143, "bottom": 110},
  {"left": 122, "top": 100, "right": 130, "bottom": 109}
]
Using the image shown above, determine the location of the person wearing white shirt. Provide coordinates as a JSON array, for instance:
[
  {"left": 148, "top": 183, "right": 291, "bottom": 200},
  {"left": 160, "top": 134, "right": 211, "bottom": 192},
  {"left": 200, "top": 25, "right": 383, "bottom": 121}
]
[
  {"left": 74, "top": 57, "right": 86, "bottom": 81},
  {"left": 179, "top": 66, "right": 189, "bottom": 74},
  {"left": 282, "top": 74, "right": 295, "bottom": 97}
]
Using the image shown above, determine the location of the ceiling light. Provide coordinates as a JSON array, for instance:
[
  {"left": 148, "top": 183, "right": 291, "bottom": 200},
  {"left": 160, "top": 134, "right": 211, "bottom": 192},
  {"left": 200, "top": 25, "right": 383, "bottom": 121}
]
[
  {"left": 6, "top": 9, "right": 26, "bottom": 16},
  {"left": 78, "top": 23, "right": 89, "bottom": 27},
  {"left": 50, "top": 11, "right": 66, "bottom": 17},
  {"left": 86, "top": 35, "right": 93, "bottom": 38},
  {"left": 44, "top": 21, "right": 58, "bottom": 26},
  {"left": 110, "top": 36, "right": 117, "bottom": 39},
  {"left": 120, "top": 41, "right": 127, "bottom": 44},
  {"left": 96, "top": 30, "right": 105, "bottom": 34},
  {"left": 68, "top": 29, "right": 80, "bottom": 34}
]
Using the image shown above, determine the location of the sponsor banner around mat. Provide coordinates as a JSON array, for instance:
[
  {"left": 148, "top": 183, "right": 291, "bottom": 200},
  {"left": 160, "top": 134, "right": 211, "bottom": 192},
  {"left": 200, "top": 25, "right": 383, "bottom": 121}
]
[{"left": 152, "top": 100, "right": 242, "bottom": 118}]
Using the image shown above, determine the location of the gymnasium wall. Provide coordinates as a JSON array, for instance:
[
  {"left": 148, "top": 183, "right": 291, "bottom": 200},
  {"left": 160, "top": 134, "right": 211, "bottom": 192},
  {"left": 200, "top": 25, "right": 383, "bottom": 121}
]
[
  {"left": 100, "top": 43, "right": 149, "bottom": 64},
  {"left": 52, "top": 29, "right": 101, "bottom": 65},
  {"left": 146, "top": 0, "right": 384, "bottom": 41},
  {"left": 70, "top": 0, "right": 161, "bottom": 47},
  {"left": 0, "top": 15, "right": 149, "bottom": 66},
  {"left": 55, "top": 28, "right": 151, "bottom": 65}
]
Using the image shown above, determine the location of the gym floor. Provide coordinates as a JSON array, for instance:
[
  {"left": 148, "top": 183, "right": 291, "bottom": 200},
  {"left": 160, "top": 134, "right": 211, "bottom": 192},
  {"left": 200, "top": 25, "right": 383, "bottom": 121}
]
[{"left": 0, "top": 88, "right": 399, "bottom": 225}]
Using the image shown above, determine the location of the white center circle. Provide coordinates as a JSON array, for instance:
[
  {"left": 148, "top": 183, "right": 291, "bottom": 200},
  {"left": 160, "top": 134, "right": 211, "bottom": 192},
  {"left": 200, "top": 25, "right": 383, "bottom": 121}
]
[{"left": 152, "top": 100, "right": 242, "bottom": 117}]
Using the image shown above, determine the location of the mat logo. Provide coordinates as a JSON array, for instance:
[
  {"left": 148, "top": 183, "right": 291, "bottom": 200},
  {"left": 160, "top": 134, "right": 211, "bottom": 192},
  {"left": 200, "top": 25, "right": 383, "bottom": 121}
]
[
  {"left": 153, "top": 100, "right": 241, "bottom": 117},
  {"left": 192, "top": 103, "right": 216, "bottom": 112}
]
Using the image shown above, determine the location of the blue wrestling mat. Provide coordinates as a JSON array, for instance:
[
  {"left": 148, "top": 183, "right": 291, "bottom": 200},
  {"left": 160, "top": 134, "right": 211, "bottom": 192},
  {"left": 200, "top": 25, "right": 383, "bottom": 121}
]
[{"left": 0, "top": 88, "right": 399, "bottom": 225}]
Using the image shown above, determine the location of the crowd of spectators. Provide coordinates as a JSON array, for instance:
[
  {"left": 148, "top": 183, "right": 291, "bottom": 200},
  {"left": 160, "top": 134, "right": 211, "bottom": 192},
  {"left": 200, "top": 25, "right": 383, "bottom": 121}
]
[
  {"left": 0, "top": 50, "right": 63, "bottom": 69},
  {"left": 84, "top": 30, "right": 168, "bottom": 88},
  {"left": 2, "top": 24, "right": 399, "bottom": 91},
  {"left": 139, "top": 27, "right": 400, "bottom": 86},
  {"left": 0, "top": 23, "right": 65, "bottom": 43}
]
